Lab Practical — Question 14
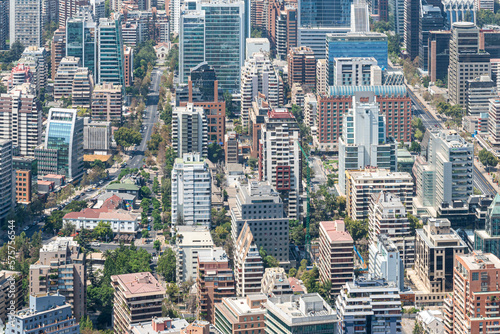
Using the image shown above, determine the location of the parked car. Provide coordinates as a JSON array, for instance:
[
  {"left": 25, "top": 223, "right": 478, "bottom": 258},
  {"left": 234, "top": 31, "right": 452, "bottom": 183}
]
[{"left": 90, "top": 242, "right": 100, "bottom": 247}]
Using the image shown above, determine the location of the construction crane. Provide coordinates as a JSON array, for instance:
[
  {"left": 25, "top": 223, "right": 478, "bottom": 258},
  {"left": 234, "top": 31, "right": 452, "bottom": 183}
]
[{"left": 297, "top": 140, "right": 311, "bottom": 256}]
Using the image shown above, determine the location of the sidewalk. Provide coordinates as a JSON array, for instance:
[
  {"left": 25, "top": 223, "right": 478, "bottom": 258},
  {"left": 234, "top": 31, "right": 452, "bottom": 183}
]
[
  {"left": 474, "top": 160, "right": 500, "bottom": 194},
  {"left": 407, "top": 86, "right": 446, "bottom": 127}
]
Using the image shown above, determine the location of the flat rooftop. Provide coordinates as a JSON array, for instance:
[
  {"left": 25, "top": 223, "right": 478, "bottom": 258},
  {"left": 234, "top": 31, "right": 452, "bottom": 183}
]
[
  {"left": 111, "top": 272, "right": 165, "bottom": 297},
  {"left": 459, "top": 251, "right": 500, "bottom": 270},
  {"left": 176, "top": 226, "right": 214, "bottom": 247},
  {"left": 198, "top": 247, "right": 228, "bottom": 263}
]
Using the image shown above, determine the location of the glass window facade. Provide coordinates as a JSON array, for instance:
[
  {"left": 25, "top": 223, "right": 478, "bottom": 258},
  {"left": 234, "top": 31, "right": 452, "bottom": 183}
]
[
  {"left": 299, "top": 0, "right": 352, "bottom": 28},
  {"left": 98, "top": 15, "right": 125, "bottom": 90},
  {"left": 180, "top": 14, "right": 205, "bottom": 84}
]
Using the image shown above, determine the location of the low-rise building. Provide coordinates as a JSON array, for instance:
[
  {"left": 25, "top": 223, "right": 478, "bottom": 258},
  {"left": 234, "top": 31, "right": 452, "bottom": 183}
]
[
  {"left": 15, "top": 170, "right": 32, "bottom": 204},
  {"left": 416, "top": 310, "right": 444, "bottom": 334},
  {"left": 215, "top": 295, "right": 267, "bottom": 334}
]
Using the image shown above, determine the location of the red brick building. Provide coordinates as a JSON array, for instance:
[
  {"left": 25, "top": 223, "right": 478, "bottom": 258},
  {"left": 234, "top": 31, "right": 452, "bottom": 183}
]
[{"left": 287, "top": 46, "right": 316, "bottom": 90}]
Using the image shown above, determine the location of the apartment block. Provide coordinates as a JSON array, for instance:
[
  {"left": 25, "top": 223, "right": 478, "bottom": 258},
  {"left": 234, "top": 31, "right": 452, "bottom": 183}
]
[
  {"left": 287, "top": 46, "right": 315, "bottom": 90},
  {"left": 172, "top": 103, "right": 208, "bottom": 158},
  {"left": 29, "top": 237, "right": 86, "bottom": 319},
  {"left": 124, "top": 46, "right": 133, "bottom": 87},
  {"left": 51, "top": 29, "right": 67, "bottom": 81},
  {"left": 316, "top": 59, "right": 328, "bottom": 95},
  {"left": 260, "top": 267, "right": 294, "bottom": 297},
  {"left": 0, "top": 0, "right": 7, "bottom": 50},
  {"left": 466, "top": 75, "right": 497, "bottom": 117},
  {"left": 72, "top": 67, "right": 93, "bottom": 108},
  {"left": 0, "top": 140, "right": 13, "bottom": 221},
  {"left": 215, "top": 295, "right": 267, "bottom": 334},
  {"left": 9, "top": 0, "right": 43, "bottom": 48},
  {"left": 0, "top": 271, "right": 23, "bottom": 322},
  {"left": 54, "top": 57, "right": 80, "bottom": 100},
  {"left": 197, "top": 248, "right": 235, "bottom": 323},
  {"left": 235, "top": 223, "right": 264, "bottom": 297},
  {"left": 15, "top": 170, "right": 32, "bottom": 204},
  {"left": 91, "top": 83, "right": 123, "bottom": 122},
  {"left": 369, "top": 234, "right": 404, "bottom": 291},
  {"left": 318, "top": 220, "right": 354, "bottom": 298},
  {"left": 111, "top": 272, "right": 166, "bottom": 334},
  {"left": 488, "top": 97, "right": 500, "bottom": 146},
  {"left": 345, "top": 169, "right": 414, "bottom": 221},
  {"left": 22, "top": 46, "right": 48, "bottom": 92},
  {"left": 224, "top": 132, "right": 239, "bottom": 164},
  {"left": 275, "top": 6, "right": 298, "bottom": 61}
]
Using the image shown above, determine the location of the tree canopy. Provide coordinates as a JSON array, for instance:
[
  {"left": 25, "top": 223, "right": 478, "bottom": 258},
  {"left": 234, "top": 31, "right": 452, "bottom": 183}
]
[
  {"left": 114, "top": 127, "right": 142, "bottom": 148},
  {"left": 157, "top": 248, "right": 176, "bottom": 282}
]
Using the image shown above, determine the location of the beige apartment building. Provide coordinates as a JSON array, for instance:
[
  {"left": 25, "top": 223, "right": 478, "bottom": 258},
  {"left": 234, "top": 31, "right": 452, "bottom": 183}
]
[
  {"left": 91, "top": 82, "right": 123, "bottom": 122},
  {"left": 215, "top": 295, "right": 267, "bottom": 334}
]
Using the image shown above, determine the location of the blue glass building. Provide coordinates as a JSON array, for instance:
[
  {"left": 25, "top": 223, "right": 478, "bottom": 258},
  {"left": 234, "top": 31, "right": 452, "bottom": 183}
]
[
  {"left": 98, "top": 13, "right": 125, "bottom": 91},
  {"left": 66, "top": 7, "right": 97, "bottom": 76},
  {"left": 475, "top": 194, "right": 500, "bottom": 259},
  {"left": 179, "top": 11, "right": 205, "bottom": 84},
  {"left": 299, "top": 0, "right": 352, "bottom": 28}
]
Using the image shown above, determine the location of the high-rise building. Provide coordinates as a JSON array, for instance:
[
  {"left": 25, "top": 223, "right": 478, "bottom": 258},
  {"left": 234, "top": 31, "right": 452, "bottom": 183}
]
[
  {"left": 240, "top": 53, "right": 281, "bottom": 128},
  {"left": 351, "top": 1, "right": 369, "bottom": 33},
  {"left": 52, "top": 29, "right": 67, "bottom": 81},
  {"left": 35, "top": 108, "right": 84, "bottom": 180},
  {"left": 197, "top": 248, "right": 235, "bottom": 323},
  {"left": 419, "top": 1, "right": 445, "bottom": 72},
  {"left": 171, "top": 153, "right": 211, "bottom": 228},
  {"left": 179, "top": 11, "right": 205, "bottom": 84},
  {"left": 488, "top": 97, "right": 500, "bottom": 146},
  {"left": 448, "top": 22, "right": 491, "bottom": 107},
  {"left": 54, "top": 56, "right": 80, "bottom": 100},
  {"left": 172, "top": 103, "right": 208, "bottom": 158},
  {"left": 390, "top": 0, "right": 405, "bottom": 36},
  {"left": 111, "top": 272, "right": 165, "bottom": 334},
  {"left": 287, "top": 46, "right": 316, "bottom": 90},
  {"left": 0, "top": 84, "right": 42, "bottom": 157},
  {"left": 91, "top": 0, "right": 105, "bottom": 21},
  {"left": 369, "top": 234, "right": 405, "bottom": 291},
  {"left": 338, "top": 92, "right": 397, "bottom": 195},
  {"left": 298, "top": 0, "right": 351, "bottom": 29},
  {"left": 318, "top": 220, "right": 354, "bottom": 298},
  {"left": 22, "top": 47, "right": 48, "bottom": 92},
  {"left": 466, "top": 75, "right": 497, "bottom": 117},
  {"left": 230, "top": 181, "right": 290, "bottom": 265},
  {"left": 275, "top": 6, "right": 298, "bottom": 61},
  {"left": 66, "top": 7, "right": 97, "bottom": 76},
  {"left": 332, "top": 57, "right": 380, "bottom": 86},
  {"left": 476, "top": 0, "right": 495, "bottom": 11},
  {"left": 98, "top": 13, "right": 125, "bottom": 89},
  {"left": 215, "top": 295, "right": 267, "bottom": 334},
  {"left": 15, "top": 170, "right": 32, "bottom": 204},
  {"left": 404, "top": 0, "right": 420, "bottom": 60},
  {"left": 234, "top": 223, "right": 264, "bottom": 297},
  {"left": 428, "top": 31, "right": 451, "bottom": 82},
  {"left": 6, "top": 294, "right": 79, "bottom": 334},
  {"left": 59, "top": 0, "right": 86, "bottom": 28},
  {"left": 442, "top": 0, "right": 475, "bottom": 27},
  {"left": 475, "top": 194, "right": 500, "bottom": 259},
  {"left": 0, "top": 271, "right": 23, "bottom": 322},
  {"left": 91, "top": 83, "right": 123, "bottom": 122},
  {"left": 29, "top": 237, "right": 86, "bottom": 319},
  {"left": 443, "top": 251, "right": 500, "bottom": 334},
  {"left": 335, "top": 279, "right": 402, "bottom": 334},
  {"left": 72, "top": 67, "right": 93, "bottom": 108},
  {"left": 316, "top": 59, "right": 328, "bottom": 94},
  {"left": 123, "top": 46, "right": 133, "bottom": 87},
  {"left": 261, "top": 267, "right": 296, "bottom": 297},
  {"left": 9, "top": 0, "right": 43, "bottom": 48},
  {"left": 0, "top": 140, "right": 13, "bottom": 222},
  {"left": 0, "top": 0, "right": 8, "bottom": 50}
]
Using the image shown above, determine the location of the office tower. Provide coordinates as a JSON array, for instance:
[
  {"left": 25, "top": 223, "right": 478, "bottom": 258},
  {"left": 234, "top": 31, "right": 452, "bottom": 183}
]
[
  {"left": 332, "top": 57, "right": 380, "bottom": 86},
  {"left": 172, "top": 103, "right": 208, "bottom": 158},
  {"left": 475, "top": 194, "right": 500, "bottom": 258},
  {"left": 6, "top": 294, "right": 79, "bottom": 334},
  {"left": 404, "top": 0, "right": 420, "bottom": 60},
  {"left": 215, "top": 295, "right": 267, "bottom": 334},
  {"left": 234, "top": 223, "right": 264, "bottom": 297},
  {"left": 338, "top": 92, "right": 397, "bottom": 195},
  {"left": 419, "top": 1, "right": 445, "bottom": 72},
  {"left": 29, "top": 237, "right": 86, "bottom": 319},
  {"left": 59, "top": 0, "right": 89, "bottom": 29},
  {"left": 428, "top": 31, "right": 451, "bottom": 82},
  {"left": 444, "top": 251, "right": 500, "bottom": 334},
  {"left": 72, "top": 67, "right": 93, "bottom": 108},
  {"left": 0, "top": 271, "right": 23, "bottom": 322},
  {"left": 0, "top": 0, "right": 8, "bottom": 50},
  {"left": 91, "top": 83, "right": 123, "bottom": 122},
  {"left": 489, "top": 97, "right": 500, "bottom": 146},
  {"left": 265, "top": 294, "right": 338, "bottom": 333},
  {"left": 287, "top": 46, "right": 315, "bottom": 90},
  {"left": 326, "top": 32, "right": 388, "bottom": 85},
  {"left": 179, "top": 11, "right": 205, "bottom": 84},
  {"left": 369, "top": 191, "right": 414, "bottom": 267},
  {"left": 345, "top": 169, "right": 413, "bottom": 220},
  {"left": 369, "top": 234, "right": 405, "bottom": 291},
  {"left": 174, "top": 226, "right": 214, "bottom": 284},
  {"left": 413, "top": 218, "right": 467, "bottom": 305},
  {"left": 52, "top": 29, "right": 67, "bottom": 81},
  {"left": 481, "top": 29, "right": 500, "bottom": 59},
  {"left": 22, "top": 47, "right": 48, "bottom": 92},
  {"left": 54, "top": 57, "right": 80, "bottom": 100},
  {"left": 442, "top": 0, "right": 475, "bottom": 26},
  {"left": 0, "top": 84, "right": 42, "bottom": 157},
  {"left": 35, "top": 108, "right": 84, "bottom": 180},
  {"left": 66, "top": 8, "right": 97, "bottom": 76},
  {"left": 351, "top": 0, "right": 369, "bottom": 32},
  {"left": 261, "top": 267, "right": 295, "bottom": 296},
  {"left": 230, "top": 181, "right": 290, "bottom": 265},
  {"left": 413, "top": 130, "right": 474, "bottom": 216},
  {"left": 9, "top": 0, "right": 42, "bottom": 48},
  {"left": 318, "top": 220, "right": 354, "bottom": 298},
  {"left": 275, "top": 6, "right": 298, "bottom": 61},
  {"left": 390, "top": 0, "right": 405, "bottom": 35},
  {"left": 370, "top": 0, "right": 389, "bottom": 21},
  {"left": 197, "top": 248, "right": 235, "bottom": 323},
  {"left": 449, "top": 22, "right": 491, "bottom": 107},
  {"left": 466, "top": 75, "right": 496, "bottom": 117},
  {"left": 98, "top": 14, "right": 125, "bottom": 89},
  {"left": 83, "top": 118, "right": 111, "bottom": 153},
  {"left": 123, "top": 46, "right": 133, "bottom": 87},
  {"left": 0, "top": 140, "right": 13, "bottom": 222},
  {"left": 171, "top": 153, "right": 211, "bottom": 227},
  {"left": 240, "top": 53, "right": 281, "bottom": 128},
  {"left": 316, "top": 59, "right": 328, "bottom": 94},
  {"left": 111, "top": 272, "right": 166, "bottom": 334},
  {"left": 260, "top": 109, "right": 301, "bottom": 220},
  {"left": 335, "top": 279, "right": 402, "bottom": 334},
  {"left": 91, "top": 0, "right": 105, "bottom": 21}
]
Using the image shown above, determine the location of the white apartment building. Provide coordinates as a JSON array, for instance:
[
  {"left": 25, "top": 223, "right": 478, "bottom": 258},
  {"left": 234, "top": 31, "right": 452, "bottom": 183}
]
[
  {"left": 369, "top": 234, "right": 404, "bottom": 291},
  {"left": 332, "top": 57, "right": 381, "bottom": 86},
  {"left": 466, "top": 75, "right": 497, "bottom": 117},
  {"left": 172, "top": 103, "right": 208, "bottom": 158},
  {"left": 171, "top": 153, "right": 211, "bottom": 228},
  {"left": 63, "top": 211, "right": 139, "bottom": 234},
  {"left": 234, "top": 223, "right": 264, "bottom": 297},
  {"left": 316, "top": 59, "right": 328, "bottom": 95},
  {"left": 304, "top": 93, "right": 317, "bottom": 128},
  {"left": 22, "top": 46, "right": 48, "bottom": 92},
  {"left": 17, "top": 56, "right": 41, "bottom": 94},
  {"left": 54, "top": 57, "right": 81, "bottom": 100},
  {"left": 488, "top": 97, "right": 500, "bottom": 146}
]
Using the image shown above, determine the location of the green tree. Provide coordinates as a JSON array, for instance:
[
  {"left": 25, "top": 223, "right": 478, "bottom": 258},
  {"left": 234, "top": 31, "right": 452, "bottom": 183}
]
[
  {"left": 479, "top": 148, "right": 499, "bottom": 170},
  {"left": 114, "top": 127, "right": 142, "bottom": 148},
  {"left": 223, "top": 91, "right": 236, "bottom": 118},
  {"left": 408, "top": 213, "right": 423, "bottom": 235},
  {"left": 248, "top": 157, "right": 258, "bottom": 168},
  {"left": 409, "top": 141, "right": 421, "bottom": 153},
  {"left": 154, "top": 240, "right": 161, "bottom": 251},
  {"left": 153, "top": 177, "right": 160, "bottom": 193},
  {"left": 140, "top": 186, "right": 152, "bottom": 198},
  {"left": 208, "top": 142, "right": 224, "bottom": 163},
  {"left": 141, "top": 229, "right": 150, "bottom": 238},
  {"left": 288, "top": 268, "right": 297, "bottom": 277},
  {"left": 92, "top": 222, "right": 113, "bottom": 241},
  {"left": 344, "top": 217, "right": 368, "bottom": 242},
  {"left": 157, "top": 248, "right": 176, "bottom": 282}
]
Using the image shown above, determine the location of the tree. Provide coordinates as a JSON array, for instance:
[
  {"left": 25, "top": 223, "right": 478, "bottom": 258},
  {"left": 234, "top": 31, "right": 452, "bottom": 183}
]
[
  {"left": 208, "top": 142, "right": 224, "bottom": 163},
  {"left": 154, "top": 240, "right": 161, "bottom": 251},
  {"left": 114, "top": 127, "right": 142, "bottom": 148},
  {"left": 408, "top": 213, "right": 423, "bottom": 235},
  {"left": 248, "top": 158, "right": 258, "bottom": 168},
  {"left": 157, "top": 248, "right": 176, "bottom": 282},
  {"left": 153, "top": 177, "right": 160, "bottom": 193},
  {"left": 140, "top": 186, "right": 152, "bottom": 198},
  {"left": 141, "top": 229, "right": 150, "bottom": 238},
  {"left": 479, "top": 148, "right": 498, "bottom": 170},
  {"left": 224, "top": 91, "right": 236, "bottom": 118},
  {"left": 344, "top": 217, "right": 368, "bottom": 242},
  {"left": 409, "top": 141, "right": 421, "bottom": 153},
  {"left": 92, "top": 222, "right": 113, "bottom": 241}
]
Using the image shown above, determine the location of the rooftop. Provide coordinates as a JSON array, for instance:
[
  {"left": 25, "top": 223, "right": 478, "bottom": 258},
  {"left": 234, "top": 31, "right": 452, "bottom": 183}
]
[
  {"left": 266, "top": 294, "right": 337, "bottom": 326},
  {"left": 458, "top": 251, "right": 500, "bottom": 270},
  {"left": 131, "top": 318, "right": 189, "bottom": 334},
  {"left": 111, "top": 272, "right": 166, "bottom": 297},
  {"left": 320, "top": 220, "right": 353, "bottom": 243},
  {"left": 41, "top": 237, "right": 79, "bottom": 253},
  {"left": 198, "top": 247, "right": 228, "bottom": 263},
  {"left": 223, "top": 295, "right": 267, "bottom": 316},
  {"left": 176, "top": 226, "right": 214, "bottom": 247}
]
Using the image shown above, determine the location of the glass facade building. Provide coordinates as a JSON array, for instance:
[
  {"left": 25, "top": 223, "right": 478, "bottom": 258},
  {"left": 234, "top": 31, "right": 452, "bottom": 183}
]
[
  {"left": 179, "top": 11, "right": 205, "bottom": 84},
  {"left": 299, "top": 0, "right": 352, "bottom": 28},
  {"left": 66, "top": 8, "right": 97, "bottom": 76},
  {"left": 475, "top": 194, "right": 500, "bottom": 259},
  {"left": 98, "top": 13, "right": 125, "bottom": 91}
]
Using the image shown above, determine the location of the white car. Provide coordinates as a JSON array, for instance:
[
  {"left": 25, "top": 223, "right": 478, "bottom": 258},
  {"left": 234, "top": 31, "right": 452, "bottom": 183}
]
[{"left": 90, "top": 242, "right": 100, "bottom": 247}]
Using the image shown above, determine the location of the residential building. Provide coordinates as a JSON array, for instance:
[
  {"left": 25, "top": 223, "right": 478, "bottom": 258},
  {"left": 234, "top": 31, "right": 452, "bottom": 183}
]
[
  {"left": 12, "top": 156, "right": 37, "bottom": 179},
  {"left": 335, "top": 279, "right": 402, "bottom": 334},
  {"left": 0, "top": 84, "right": 42, "bottom": 157},
  {"left": 318, "top": 220, "right": 354, "bottom": 298},
  {"left": 259, "top": 109, "right": 301, "bottom": 220},
  {"left": 9, "top": 0, "right": 43, "bottom": 48},
  {"left": 475, "top": 194, "right": 500, "bottom": 259},
  {"left": 0, "top": 140, "right": 13, "bottom": 222},
  {"left": 174, "top": 226, "right": 214, "bottom": 284},
  {"left": 6, "top": 294, "right": 79, "bottom": 334},
  {"left": 66, "top": 7, "right": 97, "bottom": 76},
  {"left": 287, "top": 46, "right": 315, "bottom": 90},
  {"left": 6, "top": 64, "right": 33, "bottom": 91},
  {"left": 418, "top": 1, "right": 445, "bottom": 72},
  {"left": 171, "top": 153, "right": 211, "bottom": 228},
  {"left": 488, "top": 97, "right": 500, "bottom": 146},
  {"left": 123, "top": 46, "right": 133, "bottom": 87},
  {"left": 0, "top": 271, "right": 23, "bottom": 322},
  {"left": 52, "top": 29, "right": 67, "bottom": 80},
  {"left": 29, "top": 237, "right": 86, "bottom": 319},
  {"left": 332, "top": 57, "right": 380, "bottom": 86},
  {"left": 35, "top": 108, "right": 84, "bottom": 180},
  {"left": 15, "top": 170, "right": 31, "bottom": 204},
  {"left": 172, "top": 103, "right": 208, "bottom": 158},
  {"left": 316, "top": 59, "right": 328, "bottom": 95},
  {"left": 225, "top": 132, "right": 239, "bottom": 164},
  {"left": 261, "top": 267, "right": 293, "bottom": 297},
  {"left": 345, "top": 169, "right": 414, "bottom": 221},
  {"left": 448, "top": 22, "right": 491, "bottom": 107},
  {"left": 72, "top": 67, "right": 93, "bottom": 108},
  {"left": 416, "top": 310, "right": 444, "bottom": 334},
  {"left": 246, "top": 38, "right": 270, "bottom": 60},
  {"left": 0, "top": 0, "right": 7, "bottom": 50},
  {"left": 91, "top": 83, "right": 123, "bottom": 122},
  {"left": 369, "top": 192, "right": 414, "bottom": 267},
  {"left": 98, "top": 14, "right": 125, "bottom": 89},
  {"left": 304, "top": 93, "right": 317, "bottom": 128},
  {"left": 197, "top": 248, "right": 235, "bottom": 323},
  {"left": 291, "top": 83, "right": 304, "bottom": 107},
  {"left": 234, "top": 223, "right": 264, "bottom": 297},
  {"left": 411, "top": 218, "right": 467, "bottom": 306},
  {"left": 83, "top": 118, "right": 111, "bottom": 153},
  {"left": 230, "top": 181, "right": 290, "bottom": 265},
  {"left": 22, "top": 46, "right": 48, "bottom": 92},
  {"left": 466, "top": 75, "right": 497, "bottom": 117},
  {"left": 215, "top": 295, "right": 267, "bottom": 334},
  {"left": 131, "top": 318, "right": 189, "bottom": 334},
  {"left": 443, "top": 251, "right": 500, "bottom": 334},
  {"left": 265, "top": 294, "right": 338, "bottom": 334},
  {"left": 275, "top": 6, "right": 298, "bottom": 61},
  {"left": 59, "top": 0, "right": 82, "bottom": 29},
  {"left": 54, "top": 56, "right": 80, "bottom": 100},
  {"left": 122, "top": 22, "right": 139, "bottom": 46},
  {"left": 338, "top": 92, "right": 397, "bottom": 195},
  {"left": 369, "top": 234, "right": 405, "bottom": 291},
  {"left": 91, "top": 0, "right": 105, "bottom": 21},
  {"left": 111, "top": 272, "right": 166, "bottom": 334}
]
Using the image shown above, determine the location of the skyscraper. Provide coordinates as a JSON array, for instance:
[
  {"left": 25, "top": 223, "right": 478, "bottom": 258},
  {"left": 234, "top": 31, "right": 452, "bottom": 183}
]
[
  {"left": 172, "top": 103, "right": 208, "bottom": 158},
  {"left": 404, "top": 0, "right": 420, "bottom": 60},
  {"left": 10, "top": 0, "right": 43, "bottom": 48},
  {"left": 66, "top": 7, "right": 97, "bottom": 76},
  {"left": 52, "top": 29, "right": 67, "bottom": 80},
  {"left": 299, "top": 0, "right": 352, "bottom": 28},
  {"left": 0, "top": 0, "right": 8, "bottom": 50},
  {"left": 98, "top": 13, "right": 125, "bottom": 90},
  {"left": 0, "top": 140, "right": 13, "bottom": 222},
  {"left": 179, "top": 11, "right": 205, "bottom": 84},
  {"left": 418, "top": 1, "right": 445, "bottom": 72}
]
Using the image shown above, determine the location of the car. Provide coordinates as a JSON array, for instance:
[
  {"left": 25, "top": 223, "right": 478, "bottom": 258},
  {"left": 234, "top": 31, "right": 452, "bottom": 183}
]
[
  {"left": 23, "top": 226, "right": 29, "bottom": 231},
  {"left": 74, "top": 195, "right": 81, "bottom": 200},
  {"left": 90, "top": 242, "right": 100, "bottom": 247},
  {"left": 86, "top": 188, "right": 93, "bottom": 193}
]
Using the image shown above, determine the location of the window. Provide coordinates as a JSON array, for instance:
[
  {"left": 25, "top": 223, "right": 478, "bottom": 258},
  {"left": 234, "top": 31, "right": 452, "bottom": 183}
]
[{"left": 473, "top": 272, "right": 479, "bottom": 281}]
